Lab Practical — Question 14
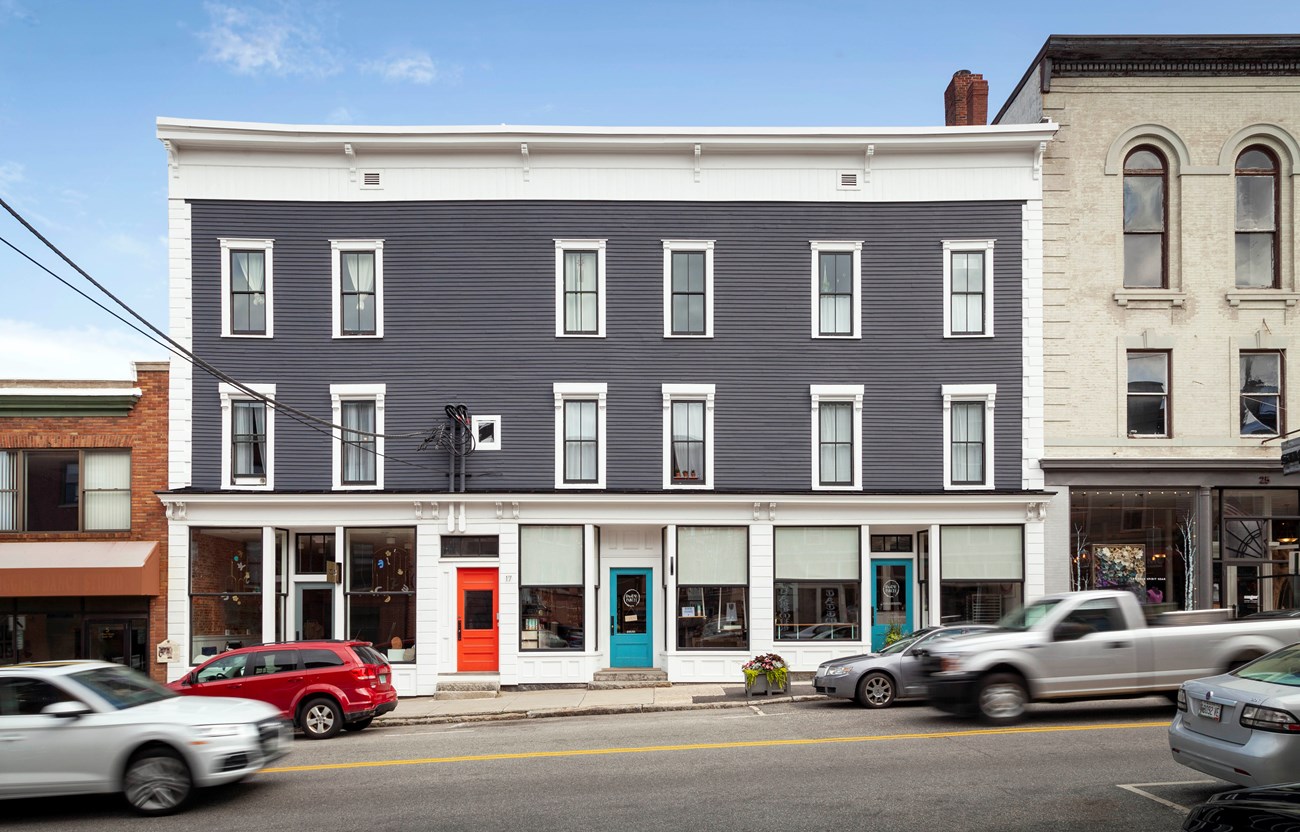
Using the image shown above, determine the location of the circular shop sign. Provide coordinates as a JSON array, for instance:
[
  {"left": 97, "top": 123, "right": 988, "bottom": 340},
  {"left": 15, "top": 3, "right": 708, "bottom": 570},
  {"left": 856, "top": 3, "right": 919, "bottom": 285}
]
[
  {"left": 883, "top": 579, "right": 900, "bottom": 598},
  {"left": 623, "top": 589, "right": 642, "bottom": 608}
]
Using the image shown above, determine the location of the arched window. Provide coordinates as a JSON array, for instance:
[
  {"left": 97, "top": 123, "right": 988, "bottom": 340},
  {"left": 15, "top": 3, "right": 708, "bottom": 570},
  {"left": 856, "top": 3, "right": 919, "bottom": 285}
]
[
  {"left": 1123, "top": 147, "right": 1167, "bottom": 288},
  {"left": 1236, "top": 146, "right": 1279, "bottom": 289}
]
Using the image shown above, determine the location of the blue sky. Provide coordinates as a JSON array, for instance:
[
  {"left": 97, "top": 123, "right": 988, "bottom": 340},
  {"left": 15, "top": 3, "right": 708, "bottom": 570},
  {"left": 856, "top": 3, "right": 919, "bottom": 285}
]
[{"left": 1, "top": 1, "right": 1295, "bottom": 379}]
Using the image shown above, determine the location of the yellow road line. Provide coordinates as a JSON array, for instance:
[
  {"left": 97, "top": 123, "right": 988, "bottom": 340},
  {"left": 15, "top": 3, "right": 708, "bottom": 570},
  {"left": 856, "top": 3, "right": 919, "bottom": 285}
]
[{"left": 263, "top": 721, "right": 1170, "bottom": 774}]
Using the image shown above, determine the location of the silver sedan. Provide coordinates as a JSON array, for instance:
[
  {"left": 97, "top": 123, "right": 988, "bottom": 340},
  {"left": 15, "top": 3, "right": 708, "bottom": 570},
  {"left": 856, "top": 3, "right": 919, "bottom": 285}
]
[
  {"left": 814, "top": 624, "right": 996, "bottom": 708},
  {"left": 1170, "top": 641, "right": 1300, "bottom": 787}
]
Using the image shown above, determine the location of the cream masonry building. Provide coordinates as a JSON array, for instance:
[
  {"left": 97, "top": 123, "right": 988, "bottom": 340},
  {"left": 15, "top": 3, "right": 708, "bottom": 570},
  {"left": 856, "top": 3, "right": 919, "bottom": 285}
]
[{"left": 996, "top": 36, "right": 1300, "bottom": 613}]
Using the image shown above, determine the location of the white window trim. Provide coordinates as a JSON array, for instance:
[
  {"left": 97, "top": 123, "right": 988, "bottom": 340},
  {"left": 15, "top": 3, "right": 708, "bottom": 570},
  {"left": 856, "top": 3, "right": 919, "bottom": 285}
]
[
  {"left": 942, "top": 383, "right": 996, "bottom": 491},
  {"left": 942, "top": 239, "right": 995, "bottom": 339},
  {"left": 330, "top": 383, "right": 386, "bottom": 490},
  {"left": 809, "top": 241, "right": 863, "bottom": 339},
  {"left": 330, "top": 240, "right": 385, "bottom": 339},
  {"left": 218, "top": 382, "right": 276, "bottom": 491},
  {"left": 471, "top": 415, "right": 502, "bottom": 451},
  {"left": 810, "top": 384, "right": 864, "bottom": 490},
  {"left": 662, "top": 240, "right": 715, "bottom": 339},
  {"left": 553, "top": 382, "right": 608, "bottom": 489},
  {"left": 662, "top": 383, "right": 716, "bottom": 490},
  {"left": 554, "top": 239, "right": 607, "bottom": 338},
  {"left": 219, "top": 238, "right": 274, "bottom": 339}
]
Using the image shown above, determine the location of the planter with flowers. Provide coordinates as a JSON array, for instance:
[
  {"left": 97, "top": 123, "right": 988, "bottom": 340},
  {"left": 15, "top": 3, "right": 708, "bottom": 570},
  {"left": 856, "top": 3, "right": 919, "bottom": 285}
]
[{"left": 742, "top": 652, "right": 789, "bottom": 698}]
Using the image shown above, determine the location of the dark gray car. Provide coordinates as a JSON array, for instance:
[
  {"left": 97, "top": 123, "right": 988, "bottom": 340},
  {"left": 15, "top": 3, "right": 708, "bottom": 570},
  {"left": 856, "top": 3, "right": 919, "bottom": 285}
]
[{"left": 814, "top": 624, "right": 997, "bottom": 708}]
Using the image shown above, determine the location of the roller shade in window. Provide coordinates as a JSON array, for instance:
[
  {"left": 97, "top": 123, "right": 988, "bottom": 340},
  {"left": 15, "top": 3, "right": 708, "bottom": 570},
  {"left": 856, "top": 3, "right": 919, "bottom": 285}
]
[
  {"left": 520, "top": 526, "right": 583, "bottom": 585},
  {"left": 84, "top": 450, "right": 131, "bottom": 531},
  {"left": 677, "top": 527, "right": 747, "bottom": 584},
  {"left": 940, "top": 525, "right": 1023, "bottom": 580},
  {"left": 775, "top": 527, "right": 860, "bottom": 579}
]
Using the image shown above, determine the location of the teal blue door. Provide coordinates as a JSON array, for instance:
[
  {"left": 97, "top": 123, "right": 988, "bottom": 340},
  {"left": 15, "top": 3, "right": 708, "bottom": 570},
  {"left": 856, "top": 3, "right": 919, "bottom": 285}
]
[
  {"left": 870, "top": 560, "right": 914, "bottom": 651},
  {"left": 610, "top": 568, "right": 652, "bottom": 667}
]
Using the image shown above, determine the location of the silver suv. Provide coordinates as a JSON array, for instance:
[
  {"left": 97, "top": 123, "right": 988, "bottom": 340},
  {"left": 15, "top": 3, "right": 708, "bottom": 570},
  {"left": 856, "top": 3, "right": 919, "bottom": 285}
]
[{"left": 0, "top": 661, "right": 291, "bottom": 815}]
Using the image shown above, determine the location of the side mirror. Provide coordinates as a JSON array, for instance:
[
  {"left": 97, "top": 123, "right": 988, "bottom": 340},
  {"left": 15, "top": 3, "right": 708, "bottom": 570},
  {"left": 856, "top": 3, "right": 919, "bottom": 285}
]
[
  {"left": 185, "top": 671, "right": 198, "bottom": 686},
  {"left": 42, "top": 700, "right": 93, "bottom": 719}
]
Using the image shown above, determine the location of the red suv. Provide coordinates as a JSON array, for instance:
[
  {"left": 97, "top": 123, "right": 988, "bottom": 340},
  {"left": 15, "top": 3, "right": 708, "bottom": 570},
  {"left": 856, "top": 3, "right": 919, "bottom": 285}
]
[{"left": 169, "top": 640, "right": 398, "bottom": 739}]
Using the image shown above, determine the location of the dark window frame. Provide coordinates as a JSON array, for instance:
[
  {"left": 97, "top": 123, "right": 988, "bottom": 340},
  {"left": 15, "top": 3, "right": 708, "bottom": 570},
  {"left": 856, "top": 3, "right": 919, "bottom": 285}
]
[
  {"left": 339, "top": 250, "right": 378, "bottom": 336},
  {"left": 229, "top": 249, "right": 268, "bottom": 336},
  {"left": 950, "top": 400, "right": 987, "bottom": 486},
  {"left": 670, "top": 250, "right": 707, "bottom": 336},
  {"left": 563, "top": 399, "right": 599, "bottom": 484},
  {"left": 818, "top": 400, "right": 854, "bottom": 486},
  {"left": 340, "top": 399, "right": 378, "bottom": 486},
  {"left": 1123, "top": 146, "right": 1168, "bottom": 289},
  {"left": 1127, "top": 350, "right": 1172, "bottom": 437},
  {"left": 949, "top": 250, "right": 987, "bottom": 335},
  {"left": 563, "top": 249, "right": 600, "bottom": 335},
  {"left": 1241, "top": 350, "right": 1285, "bottom": 437},
  {"left": 817, "top": 251, "right": 854, "bottom": 336},
  {"left": 231, "top": 400, "right": 267, "bottom": 483},
  {"left": 670, "top": 399, "right": 706, "bottom": 484},
  {"left": 1235, "top": 145, "right": 1281, "bottom": 290},
  {"left": 0, "top": 449, "right": 132, "bottom": 533}
]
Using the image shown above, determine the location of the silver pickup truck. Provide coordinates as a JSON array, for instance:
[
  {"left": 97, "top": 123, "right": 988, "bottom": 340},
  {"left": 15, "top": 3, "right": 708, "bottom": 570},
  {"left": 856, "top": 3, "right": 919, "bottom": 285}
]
[{"left": 923, "top": 590, "right": 1300, "bottom": 724}]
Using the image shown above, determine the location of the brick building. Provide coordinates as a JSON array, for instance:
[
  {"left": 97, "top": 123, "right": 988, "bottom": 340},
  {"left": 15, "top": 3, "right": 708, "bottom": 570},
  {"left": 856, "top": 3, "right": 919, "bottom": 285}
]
[{"left": 0, "top": 361, "right": 170, "bottom": 681}]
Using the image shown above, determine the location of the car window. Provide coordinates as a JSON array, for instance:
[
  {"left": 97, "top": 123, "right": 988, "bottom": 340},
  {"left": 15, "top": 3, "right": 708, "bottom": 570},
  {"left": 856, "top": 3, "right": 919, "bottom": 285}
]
[
  {"left": 997, "top": 599, "right": 1062, "bottom": 631},
  {"left": 351, "top": 645, "right": 388, "bottom": 666},
  {"left": 249, "top": 649, "right": 300, "bottom": 675},
  {"left": 1063, "top": 598, "right": 1126, "bottom": 633},
  {"left": 71, "top": 666, "right": 173, "bottom": 710},
  {"left": 878, "top": 628, "right": 938, "bottom": 655},
  {"left": 1235, "top": 645, "right": 1300, "bottom": 687},
  {"left": 0, "top": 677, "right": 79, "bottom": 716},
  {"left": 301, "top": 649, "right": 345, "bottom": 669},
  {"left": 197, "top": 653, "right": 249, "bottom": 683}
]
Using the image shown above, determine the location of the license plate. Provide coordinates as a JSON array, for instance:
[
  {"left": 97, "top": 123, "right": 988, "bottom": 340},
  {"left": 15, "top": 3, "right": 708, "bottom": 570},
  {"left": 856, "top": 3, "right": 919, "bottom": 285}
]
[
  {"left": 1198, "top": 700, "right": 1222, "bottom": 721},
  {"left": 379, "top": 674, "right": 387, "bottom": 684}
]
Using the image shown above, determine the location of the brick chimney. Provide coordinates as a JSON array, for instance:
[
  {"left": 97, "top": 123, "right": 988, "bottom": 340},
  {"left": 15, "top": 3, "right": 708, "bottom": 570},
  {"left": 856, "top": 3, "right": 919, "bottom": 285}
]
[{"left": 944, "top": 69, "right": 989, "bottom": 126}]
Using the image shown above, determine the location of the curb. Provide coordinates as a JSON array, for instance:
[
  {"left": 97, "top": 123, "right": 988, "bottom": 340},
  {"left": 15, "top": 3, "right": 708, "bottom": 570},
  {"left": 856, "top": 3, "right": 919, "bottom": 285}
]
[{"left": 374, "top": 693, "right": 827, "bottom": 727}]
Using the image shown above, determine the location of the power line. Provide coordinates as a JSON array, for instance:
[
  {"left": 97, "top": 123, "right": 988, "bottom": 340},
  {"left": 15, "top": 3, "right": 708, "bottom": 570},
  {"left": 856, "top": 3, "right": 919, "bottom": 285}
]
[{"left": 0, "top": 202, "right": 454, "bottom": 476}]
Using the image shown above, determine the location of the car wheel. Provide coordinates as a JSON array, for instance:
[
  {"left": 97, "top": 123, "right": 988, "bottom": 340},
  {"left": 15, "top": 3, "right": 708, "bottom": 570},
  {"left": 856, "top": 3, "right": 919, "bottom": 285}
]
[
  {"left": 300, "top": 697, "right": 343, "bottom": 740},
  {"left": 122, "top": 746, "right": 192, "bottom": 816},
  {"left": 343, "top": 717, "right": 373, "bottom": 732},
  {"left": 855, "top": 672, "right": 896, "bottom": 708},
  {"left": 977, "top": 673, "right": 1028, "bottom": 724}
]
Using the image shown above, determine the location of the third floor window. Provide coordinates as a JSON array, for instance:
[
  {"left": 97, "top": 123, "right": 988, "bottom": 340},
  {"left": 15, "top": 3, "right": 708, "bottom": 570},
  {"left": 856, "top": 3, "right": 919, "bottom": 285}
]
[
  {"left": 1236, "top": 147, "right": 1279, "bottom": 289},
  {"left": 1123, "top": 147, "right": 1167, "bottom": 289}
]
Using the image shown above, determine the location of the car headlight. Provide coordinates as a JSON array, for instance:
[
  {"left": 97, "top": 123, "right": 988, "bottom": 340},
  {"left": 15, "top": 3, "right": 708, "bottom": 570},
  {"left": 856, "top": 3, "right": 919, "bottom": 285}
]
[
  {"left": 822, "top": 666, "right": 853, "bottom": 677},
  {"left": 195, "top": 723, "right": 247, "bottom": 738}
]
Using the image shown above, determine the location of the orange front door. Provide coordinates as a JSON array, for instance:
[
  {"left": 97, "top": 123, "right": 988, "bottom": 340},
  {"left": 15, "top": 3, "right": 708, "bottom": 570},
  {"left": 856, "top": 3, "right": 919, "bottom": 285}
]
[{"left": 456, "top": 568, "right": 499, "bottom": 672}]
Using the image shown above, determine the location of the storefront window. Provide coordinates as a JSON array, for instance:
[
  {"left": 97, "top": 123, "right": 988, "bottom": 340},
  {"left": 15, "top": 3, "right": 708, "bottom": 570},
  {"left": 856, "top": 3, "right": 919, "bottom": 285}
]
[
  {"left": 520, "top": 526, "right": 584, "bottom": 650},
  {"left": 939, "top": 525, "right": 1022, "bottom": 624},
  {"left": 775, "top": 527, "right": 861, "bottom": 641},
  {"left": 1069, "top": 490, "right": 1195, "bottom": 610},
  {"left": 189, "top": 528, "right": 263, "bottom": 663},
  {"left": 1217, "top": 488, "right": 1300, "bottom": 615},
  {"left": 676, "top": 527, "right": 748, "bottom": 650},
  {"left": 345, "top": 528, "right": 416, "bottom": 662}
]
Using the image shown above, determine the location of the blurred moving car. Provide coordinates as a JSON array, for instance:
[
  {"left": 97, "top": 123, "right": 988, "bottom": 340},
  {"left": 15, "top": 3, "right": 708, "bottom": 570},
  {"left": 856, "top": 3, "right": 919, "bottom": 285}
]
[
  {"left": 169, "top": 640, "right": 397, "bottom": 739},
  {"left": 0, "top": 661, "right": 290, "bottom": 815},
  {"left": 1183, "top": 782, "right": 1300, "bottom": 831},
  {"left": 1170, "top": 641, "right": 1300, "bottom": 787},
  {"left": 813, "top": 624, "right": 996, "bottom": 708},
  {"left": 1242, "top": 609, "right": 1300, "bottom": 620}
]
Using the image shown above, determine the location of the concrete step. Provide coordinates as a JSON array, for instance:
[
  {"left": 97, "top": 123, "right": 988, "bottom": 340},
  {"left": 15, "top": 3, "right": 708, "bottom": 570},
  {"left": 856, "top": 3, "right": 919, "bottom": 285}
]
[
  {"left": 434, "top": 690, "right": 500, "bottom": 700},
  {"left": 587, "top": 680, "right": 673, "bottom": 690},
  {"left": 434, "top": 677, "right": 501, "bottom": 700},
  {"left": 589, "top": 668, "right": 670, "bottom": 689}
]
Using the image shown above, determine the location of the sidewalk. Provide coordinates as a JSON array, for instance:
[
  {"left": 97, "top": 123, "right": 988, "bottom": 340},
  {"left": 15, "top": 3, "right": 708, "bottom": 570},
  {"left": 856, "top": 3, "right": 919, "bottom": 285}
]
[{"left": 375, "top": 682, "right": 826, "bottom": 726}]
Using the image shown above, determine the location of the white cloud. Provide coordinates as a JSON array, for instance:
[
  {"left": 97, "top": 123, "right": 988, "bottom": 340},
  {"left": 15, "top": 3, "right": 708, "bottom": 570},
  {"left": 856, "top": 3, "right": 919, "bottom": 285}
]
[
  {"left": 0, "top": 320, "right": 166, "bottom": 380},
  {"left": 199, "top": 2, "right": 339, "bottom": 78},
  {"left": 364, "top": 52, "right": 447, "bottom": 85},
  {"left": 0, "top": 160, "right": 23, "bottom": 197},
  {"left": 0, "top": 0, "right": 36, "bottom": 25}
]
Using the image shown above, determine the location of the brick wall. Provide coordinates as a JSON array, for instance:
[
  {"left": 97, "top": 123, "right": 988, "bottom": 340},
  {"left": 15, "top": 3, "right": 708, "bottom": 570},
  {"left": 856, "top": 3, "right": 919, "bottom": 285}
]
[{"left": 0, "top": 364, "right": 171, "bottom": 680}]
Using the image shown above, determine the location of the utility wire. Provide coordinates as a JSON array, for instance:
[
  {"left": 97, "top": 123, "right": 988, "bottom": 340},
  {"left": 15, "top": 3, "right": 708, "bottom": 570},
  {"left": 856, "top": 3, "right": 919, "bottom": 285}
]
[{"left": 0, "top": 203, "right": 452, "bottom": 475}]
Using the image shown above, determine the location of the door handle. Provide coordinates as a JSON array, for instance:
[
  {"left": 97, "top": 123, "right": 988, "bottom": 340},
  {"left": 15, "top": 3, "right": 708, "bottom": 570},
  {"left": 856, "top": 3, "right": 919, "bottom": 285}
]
[
  {"left": 610, "top": 616, "right": 615, "bottom": 636},
  {"left": 457, "top": 620, "right": 462, "bottom": 642},
  {"left": 1105, "top": 642, "right": 1129, "bottom": 649}
]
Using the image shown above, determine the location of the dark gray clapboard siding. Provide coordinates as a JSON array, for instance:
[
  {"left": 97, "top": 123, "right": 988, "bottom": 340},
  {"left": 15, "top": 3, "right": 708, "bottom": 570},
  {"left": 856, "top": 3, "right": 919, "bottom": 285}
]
[{"left": 188, "top": 200, "right": 1026, "bottom": 493}]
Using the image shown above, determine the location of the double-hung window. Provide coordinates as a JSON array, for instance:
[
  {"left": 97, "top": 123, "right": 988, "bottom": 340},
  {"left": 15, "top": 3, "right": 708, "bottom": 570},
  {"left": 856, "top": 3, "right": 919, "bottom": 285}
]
[
  {"left": 676, "top": 527, "right": 749, "bottom": 650},
  {"left": 520, "top": 526, "right": 585, "bottom": 651},
  {"left": 663, "top": 241, "right": 714, "bottom": 337},
  {"left": 220, "top": 383, "right": 275, "bottom": 489},
  {"left": 774, "top": 527, "right": 862, "bottom": 642},
  {"left": 1123, "top": 148, "right": 1167, "bottom": 289},
  {"left": 555, "top": 240, "right": 606, "bottom": 337},
  {"left": 810, "top": 384, "right": 863, "bottom": 490},
  {"left": 1126, "top": 351, "right": 1169, "bottom": 437},
  {"left": 331, "top": 240, "right": 384, "bottom": 338},
  {"left": 943, "top": 240, "right": 995, "bottom": 337},
  {"left": 663, "top": 383, "right": 715, "bottom": 488},
  {"left": 553, "top": 383, "right": 606, "bottom": 488},
  {"left": 942, "top": 384, "right": 995, "bottom": 490},
  {"left": 0, "top": 449, "right": 130, "bottom": 532},
  {"left": 1236, "top": 147, "right": 1280, "bottom": 289},
  {"left": 810, "top": 241, "right": 862, "bottom": 338},
  {"left": 331, "top": 384, "right": 385, "bottom": 489},
  {"left": 220, "top": 239, "right": 274, "bottom": 337},
  {"left": 1241, "top": 351, "right": 1283, "bottom": 437}
]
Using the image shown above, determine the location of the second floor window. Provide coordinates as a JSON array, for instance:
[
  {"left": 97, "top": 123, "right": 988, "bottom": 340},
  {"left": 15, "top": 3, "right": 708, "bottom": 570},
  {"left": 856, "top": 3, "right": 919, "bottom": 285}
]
[
  {"left": 1236, "top": 147, "right": 1279, "bottom": 289},
  {"left": 341, "top": 401, "right": 377, "bottom": 485},
  {"left": 564, "top": 400, "right": 599, "bottom": 483},
  {"left": 230, "top": 250, "right": 267, "bottom": 335},
  {"left": 1127, "top": 351, "right": 1169, "bottom": 437},
  {"left": 1241, "top": 351, "right": 1283, "bottom": 436},
  {"left": 1123, "top": 147, "right": 1167, "bottom": 289},
  {"left": 950, "top": 402, "right": 985, "bottom": 485},
  {"left": 340, "top": 252, "right": 377, "bottom": 335},
  {"left": 232, "top": 401, "right": 267, "bottom": 482},
  {"left": 0, "top": 449, "right": 130, "bottom": 532},
  {"left": 671, "top": 400, "right": 706, "bottom": 483},
  {"left": 819, "top": 402, "right": 853, "bottom": 486}
]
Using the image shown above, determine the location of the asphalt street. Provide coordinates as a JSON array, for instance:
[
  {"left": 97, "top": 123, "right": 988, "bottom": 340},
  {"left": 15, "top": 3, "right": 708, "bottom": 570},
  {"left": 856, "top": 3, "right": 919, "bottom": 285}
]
[{"left": 5, "top": 695, "right": 1227, "bottom": 832}]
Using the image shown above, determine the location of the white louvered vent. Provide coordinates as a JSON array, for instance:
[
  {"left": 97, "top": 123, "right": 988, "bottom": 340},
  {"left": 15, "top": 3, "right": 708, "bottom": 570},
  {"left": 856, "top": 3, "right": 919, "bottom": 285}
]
[
  {"left": 837, "top": 171, "right": 861, "bottom": 191},
  {"left": 361, "top": 170, "right": 383, "bottom": 189}
]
